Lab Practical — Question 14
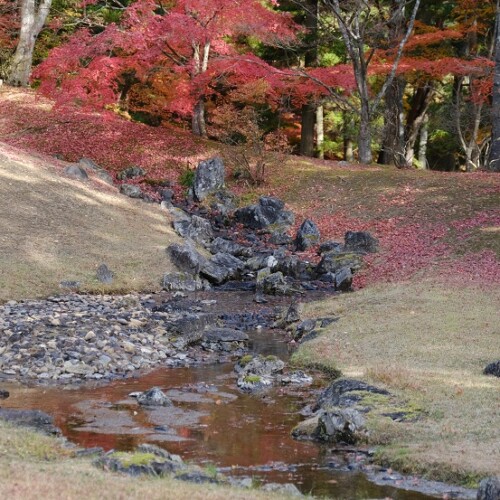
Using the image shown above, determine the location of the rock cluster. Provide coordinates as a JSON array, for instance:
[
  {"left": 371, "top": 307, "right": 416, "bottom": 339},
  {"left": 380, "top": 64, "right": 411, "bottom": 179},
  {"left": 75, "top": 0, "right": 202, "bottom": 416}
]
[
  {"left": 158, "top": 156, "right": 378, "bottom": 297},
  {"left": 234, "top": 354, "right": 312, "bottom": 393},
  {"left": 0, "top": 294, "right": 256, "bottom": 384}
]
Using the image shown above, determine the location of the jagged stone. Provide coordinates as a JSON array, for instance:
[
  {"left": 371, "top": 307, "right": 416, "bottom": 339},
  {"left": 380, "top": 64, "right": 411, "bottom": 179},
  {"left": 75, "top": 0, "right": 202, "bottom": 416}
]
[
  {"left": 193, "top": 157, "right": 225, "bottom": 201},
  {"left": 314, "top": 407, "right": 366, "bottom": 444},
  {"left": 295, "top": 219, "right": 320, "bottom": 251},
  {"left": 344, "top": 231, "right": 379, "bottom": 253},
  {"left": 136, "top": 387, "right": 173, "bottom": 407},
  {"left": 162, "top": 272, "right": 208, "bottom": 292},
  {"left": 168, "top": 241, "right": 206, "bottom": 275}
]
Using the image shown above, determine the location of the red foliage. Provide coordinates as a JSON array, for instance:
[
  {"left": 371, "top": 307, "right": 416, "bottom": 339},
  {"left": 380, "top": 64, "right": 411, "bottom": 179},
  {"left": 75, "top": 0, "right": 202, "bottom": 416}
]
[{"left": 33, "top": 0, "right": 300, "bottom": 121}]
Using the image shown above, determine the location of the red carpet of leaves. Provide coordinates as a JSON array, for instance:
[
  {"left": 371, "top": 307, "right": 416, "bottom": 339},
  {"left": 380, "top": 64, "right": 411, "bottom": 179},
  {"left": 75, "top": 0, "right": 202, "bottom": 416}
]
[{"left": 0, "top": 89, "right": 212, "bottom": 193}]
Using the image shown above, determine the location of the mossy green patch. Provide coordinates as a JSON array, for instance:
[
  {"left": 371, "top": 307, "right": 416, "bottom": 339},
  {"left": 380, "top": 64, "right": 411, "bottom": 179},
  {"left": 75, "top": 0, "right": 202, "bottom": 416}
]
[
  {"left": 110, "top": 452, "right": 158, "bottom": 467},
  {"left": 243, "top": 375, "right": 262, "bottom": 383},
  {"left": 239, "top": 355, "right": 253, "bottom": 366}
]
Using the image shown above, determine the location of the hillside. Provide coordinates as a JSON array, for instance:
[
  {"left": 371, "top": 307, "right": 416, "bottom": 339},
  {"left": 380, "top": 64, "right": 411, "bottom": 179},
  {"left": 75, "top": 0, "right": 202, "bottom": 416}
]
[{"left": 0, "top": 142, "right": 181, "bottom": 301}]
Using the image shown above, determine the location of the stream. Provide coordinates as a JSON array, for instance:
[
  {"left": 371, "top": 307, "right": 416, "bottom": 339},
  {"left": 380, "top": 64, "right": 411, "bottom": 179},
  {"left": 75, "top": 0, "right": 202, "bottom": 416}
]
[{"left": 0, "top": 292, "right": 468, "bottom": 499}]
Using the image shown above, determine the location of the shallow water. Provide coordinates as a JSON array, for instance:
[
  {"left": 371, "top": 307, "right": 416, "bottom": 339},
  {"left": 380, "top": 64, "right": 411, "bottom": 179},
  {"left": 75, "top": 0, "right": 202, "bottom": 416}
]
[{"left": 0, "top": 325, "right": 438, "bottom": 499}]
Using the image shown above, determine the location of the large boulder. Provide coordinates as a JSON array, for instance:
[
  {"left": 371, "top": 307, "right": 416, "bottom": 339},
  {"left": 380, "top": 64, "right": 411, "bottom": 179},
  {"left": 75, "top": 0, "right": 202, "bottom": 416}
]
[
  {"left": 193, "top": 157, "right": 225, "bottom": 201},
  {"left": 295, "top": 219, "right": 320, "bottom": 251},
  {"left": 173, "top": 215, "right": 213, "bottom": 246},
  {"left": 316, "top": 379, "right": 390, "bottom": 411},
  {"left": 167, "top": 241, "right": 206, "bottom": 275},
  {"left": 344, "top": 231, "right": 378, "bottom": 253},
  {"left": 234, "top": 196, "right": 294, "bottom": 230},
  {"left": 262, "top": 271, "right": 292, "bottom": 295},
  {"left": 210, "top": 237, "right": 253, "bottom": 258},
  {"left": 162, "top": 272, "right": 209, "bottom": 292},
  {"left": 314, "top": 407, "right": 366, "bottom": 444},
  {"left": 200, "top": 252, "right": 245, "bottom": 284}
]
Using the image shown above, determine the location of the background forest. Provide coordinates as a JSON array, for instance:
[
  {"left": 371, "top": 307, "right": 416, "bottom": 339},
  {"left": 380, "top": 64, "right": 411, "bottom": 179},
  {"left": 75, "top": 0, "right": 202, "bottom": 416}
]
[{"left": 1, "top": 0, "right": 500, "bottom": 176}]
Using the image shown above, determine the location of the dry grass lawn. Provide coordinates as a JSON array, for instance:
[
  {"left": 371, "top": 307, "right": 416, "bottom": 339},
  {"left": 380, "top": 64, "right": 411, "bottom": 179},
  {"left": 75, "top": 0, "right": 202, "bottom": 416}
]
[
  {"left": 293, "top": 281, "right": 500, "bottom": 485},
  {"left": 0, "top": 142, "right": 181, "bottom": 301},
  {"left": 0, "top": 422, "right": 290, "bottom": 500}
]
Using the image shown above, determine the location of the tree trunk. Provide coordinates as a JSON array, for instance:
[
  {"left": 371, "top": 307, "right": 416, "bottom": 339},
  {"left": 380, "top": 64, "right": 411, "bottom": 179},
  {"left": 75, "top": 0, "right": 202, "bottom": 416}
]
[
  {"left": 378, "top": 77, "right": 405, "bottom": 166},
  {"left": 7, "top": 0, "right": 52, "bottom": 86},
  {"left": 489, "top": 2, "right": 500, "bottom": 171},
  {"left": 417, "top": 114, "right": 429, "bottom": 169},
  {"left": 404, "top": 82, "right": 435, "bottom": 166},
  {"left": 316, "top": 105, "right": 324, "bottom": 159},
  {"left": 190, "top": 41, "right": 209, "bottom": 137},
  {"left": 299, "top": 0, "right": 319, "bottom": 157},
  {"left": 358, "top": 101, "right": 372, "bottom": 164},
  {"left": 300, "top": 104, "right": 316, "bottom": 156}
]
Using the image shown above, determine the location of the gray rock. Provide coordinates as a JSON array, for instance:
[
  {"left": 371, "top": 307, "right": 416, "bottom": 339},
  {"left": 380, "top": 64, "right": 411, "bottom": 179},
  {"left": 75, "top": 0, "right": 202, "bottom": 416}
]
[
  {"left": 315, "top": 407, "right": 366, "bottom": 444},
  {"left": 95, "top": 169, "right": 114, "bottom": 185},
  {"left": 162, "top": 272, "right": 208, "bottom": 292},
  {"left": 120, "top": 184, "right": 143, "bottom": 199},
  {"left": 335, "top": 266, "right": 353, "bottom": 291},
  {"left": 0, "top": 389, "right": 9, "bottom": 399},
  {"left": 318, "top": 241, "right": 343, "bottom": 254},
  {"left": 477, "top": 477, "right": 500, "bottom": 500},
  {"left": 261, "top": 483, "right": 303, "bottom": 497},
  {"left": 117, "top": 166, "right": 146, "bottom": 180},
  {"left": 161, "top": 189, "right": 174, "bottom": 203},
  {"left": 280, "top": 371, "right": 313, "bottom": 386},
  {"left": 262, "top": 271, "right": 291, "bottom": 295},
  {"left": 189, "top": 215, "right": 214, "bottom": 244},
  {"left": 236, "top": 354, "right": 285, "bottom": 377},
  {"left": 237, "top": 373, "right": 273, "bottom": 392},
  {"left": 293, "top": 319, "right": 317, "bottom": 341},
  {"left": 295, "top": 219, "right": 320, "bottom": 251},
  {"left": 246, "top": 254, "right": 278, "bottom": 272},
  {"left": 483, "top": 360, "right": 500, "bottom": 377},
  {"left": 96, "top": 263, "right": 113, "bottom": 284},
  {"left": 0, "top": 408, "right": 61, "bottom": 435},
  {"left": 234, "top": 196, "right": 294, "bottom": 230},
  {"left": 344, "top": 231, "right": 379, "bottom": 253},
  {"left": 210, "top": 238, "right": 253, "bottom": 258},
  {"left": 136, "top": 387, "right": 173, "bottom": 407},
  {"left": 193, "top": 157, "right": 225, "bottom": 201},
  {"left": 65, "top": 164, "right": 88, "bottom": 180},
  {"left": 316, "top": 252, "right": 363, "bottom": 276},
  {"left": 269, "top": 231, "right": 293, "bottom": 245},
  {"left": 203, "top": 328, "right": 249, "bottom": 343},
  {"left": 168, "top": 242, "right": 206, "bottom": 275},
  {"left": 200, "top": 253, "right": 245, "bottom": 285},
  {"left": 316, "top": 379, "right": 390, "bottom": 411}
]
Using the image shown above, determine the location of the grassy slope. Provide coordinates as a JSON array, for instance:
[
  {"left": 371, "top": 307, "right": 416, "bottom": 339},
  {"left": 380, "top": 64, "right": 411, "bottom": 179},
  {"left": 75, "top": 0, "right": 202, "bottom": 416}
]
[{"left": 0, "top": 143, "right": 182, "bottom": 301}]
